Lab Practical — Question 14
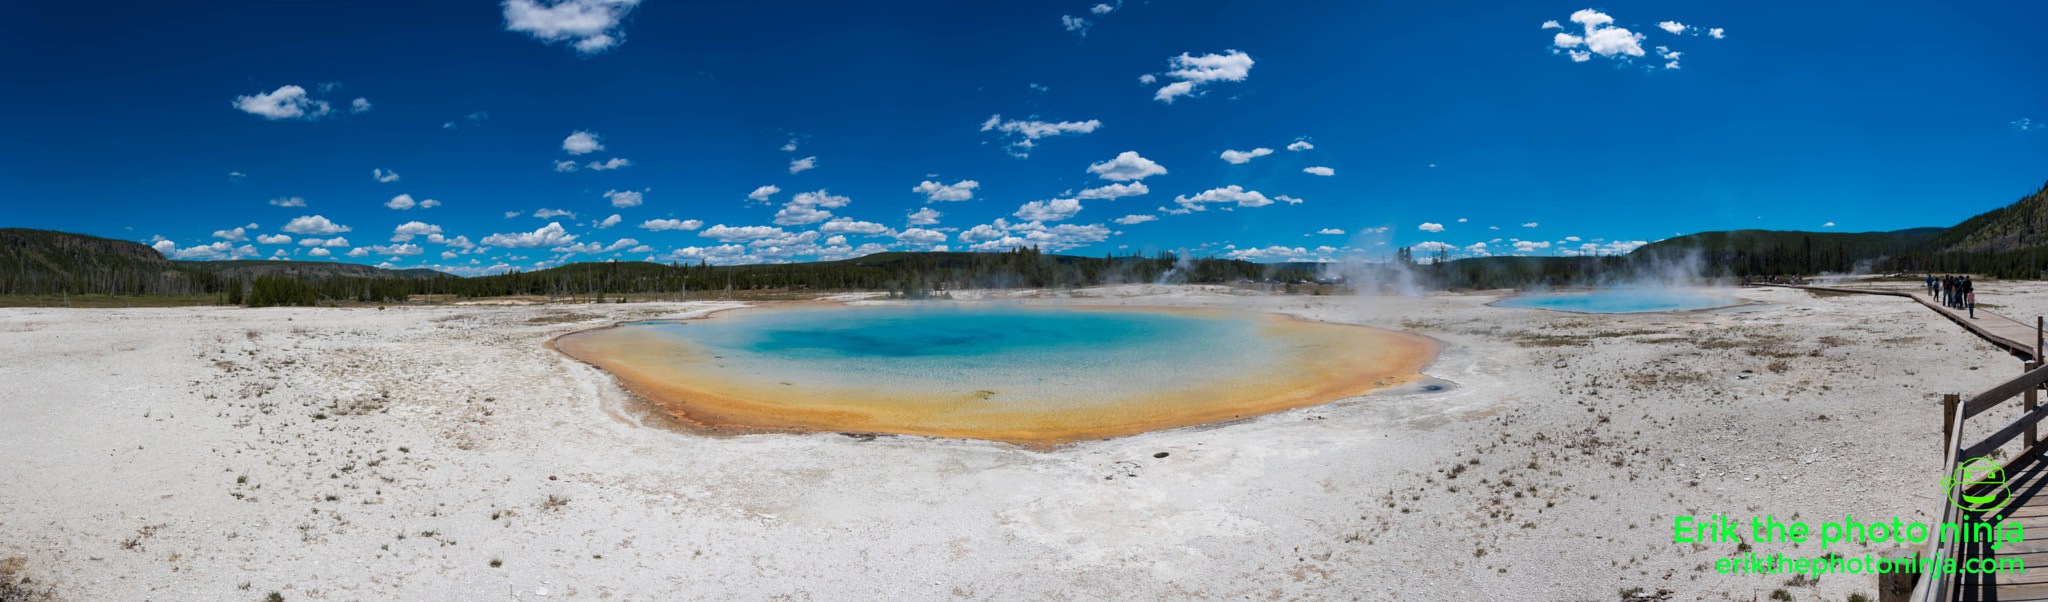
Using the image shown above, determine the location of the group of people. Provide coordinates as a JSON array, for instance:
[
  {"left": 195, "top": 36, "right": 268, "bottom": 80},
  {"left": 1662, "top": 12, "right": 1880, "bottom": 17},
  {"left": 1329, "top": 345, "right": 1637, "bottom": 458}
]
[{"left": 1927, "top": 274, "right": 1977, "bottom": 318}]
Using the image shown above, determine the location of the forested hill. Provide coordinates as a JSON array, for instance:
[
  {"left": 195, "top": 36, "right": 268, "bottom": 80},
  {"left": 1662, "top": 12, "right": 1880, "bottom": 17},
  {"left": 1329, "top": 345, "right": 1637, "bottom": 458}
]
[
  {"left": 1927, "top": 180, "right": 2048, "bottom": 254},
  {"left": 0, "top": 229, "right": 446, "bottom": 296},
  {"left": 184, "top": 260, "right": 447, "bottom": 280},
  {"left": 1630, "top": 228, "right": 1941, "bottom": 260}
]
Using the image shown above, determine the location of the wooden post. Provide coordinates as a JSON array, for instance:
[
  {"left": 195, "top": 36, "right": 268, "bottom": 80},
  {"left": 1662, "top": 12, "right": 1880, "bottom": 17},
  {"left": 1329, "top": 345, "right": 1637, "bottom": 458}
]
[
  {"left": 1878, "top": 548, "right": 1920, "bottom": 602},
  {"left": 2031, "top": 362, "right": 2042, "bottom": 450},
  {"left": 1944, "top": 393, "right": 1962, "bottom": 453}
]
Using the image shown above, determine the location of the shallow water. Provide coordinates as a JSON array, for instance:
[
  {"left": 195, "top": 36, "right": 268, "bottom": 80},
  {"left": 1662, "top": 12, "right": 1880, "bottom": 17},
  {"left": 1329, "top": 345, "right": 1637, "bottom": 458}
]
[
  {"left": 557, "top": 305, "right": 1437, "bottom": 445},
  {"left": 1494, "top": 288, "right": 1738, "bottom": 314}
]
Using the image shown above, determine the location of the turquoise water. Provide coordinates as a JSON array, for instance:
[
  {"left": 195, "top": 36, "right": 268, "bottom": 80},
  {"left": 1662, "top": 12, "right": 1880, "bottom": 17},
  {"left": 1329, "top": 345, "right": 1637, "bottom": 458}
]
[
  {"left": 1495, "top": 288, "right": 1737, "bottom": 314},
  {"left": 639, "top": 306, "right": 1291, "bottom": 400}
]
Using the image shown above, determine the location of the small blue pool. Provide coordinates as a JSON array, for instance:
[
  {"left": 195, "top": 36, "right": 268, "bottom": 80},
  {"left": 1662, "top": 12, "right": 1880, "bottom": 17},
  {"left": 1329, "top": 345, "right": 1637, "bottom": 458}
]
[{"left": 1494, "top": 288, "right": 1739, "bottom": 314}]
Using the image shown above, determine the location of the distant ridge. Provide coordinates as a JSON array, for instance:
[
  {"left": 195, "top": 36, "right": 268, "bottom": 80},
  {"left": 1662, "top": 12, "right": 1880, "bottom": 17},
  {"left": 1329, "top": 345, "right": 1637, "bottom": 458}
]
[
  {"left": 1630, "top": 227, "right": 1941, "bottom": 259},
  {"left": 1927, "top": 180, "right": 2048, "bottom": 254},
  {"left": 0, "top": 228, "right": 450, "bottom": 296},
  {"left": 182, "top": 259, "right": 449, "bottom": 280}
]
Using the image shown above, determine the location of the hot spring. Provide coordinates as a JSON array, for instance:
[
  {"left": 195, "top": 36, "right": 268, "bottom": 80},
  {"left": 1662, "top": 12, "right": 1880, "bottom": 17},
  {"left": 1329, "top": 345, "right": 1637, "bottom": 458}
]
[
  {"left": 1493, "top": 288, "right": 1739, "bottom": 314},
  {"left": 555, "top": 305, "right": 1438, "bottom": 445}
]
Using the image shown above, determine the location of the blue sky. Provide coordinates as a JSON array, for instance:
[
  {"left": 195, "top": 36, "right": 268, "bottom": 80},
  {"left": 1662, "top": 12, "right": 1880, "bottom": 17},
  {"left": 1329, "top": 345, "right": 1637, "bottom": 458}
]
[{"left": 3, "top": 0, "right": 2044, "bottom": 274}]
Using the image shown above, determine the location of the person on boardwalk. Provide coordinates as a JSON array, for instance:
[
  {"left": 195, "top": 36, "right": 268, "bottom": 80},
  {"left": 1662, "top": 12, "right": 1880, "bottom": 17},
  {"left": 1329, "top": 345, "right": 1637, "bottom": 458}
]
[
  {"left": 1965, "top": 277, "right": 1976, "bottom": 318},
  {"left": 1927, "top": 273, "right": 1937, "bottom": 296}
]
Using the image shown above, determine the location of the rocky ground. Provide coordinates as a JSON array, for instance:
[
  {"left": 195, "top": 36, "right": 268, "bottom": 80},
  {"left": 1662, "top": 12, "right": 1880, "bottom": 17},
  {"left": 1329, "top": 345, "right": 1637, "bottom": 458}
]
[{"left": 0, "top": 285, "right": 2015, "bottom": 601}]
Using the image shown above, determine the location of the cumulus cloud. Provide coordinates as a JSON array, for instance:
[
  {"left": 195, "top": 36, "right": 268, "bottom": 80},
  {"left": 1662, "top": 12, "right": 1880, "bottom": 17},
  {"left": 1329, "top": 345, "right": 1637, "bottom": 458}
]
[
  {"left": 1550, "top": 9, "right": 1645, "bottom": 61},
  {"left": 386, "top": 194, "right": 437, "bottom": 210},
  {"left": 1112, "top": 214, "right": 1157, "bottom": 225},
  {"left": 894, "top": 228, "right": 948, "bottom": 245},
  {"left": 1419, "top": 222, "right": 1445, "bottom": 233},
  {"left": 699, "top": 224, "right": 787, "bottom": 243},
  {"left": 1512, "top": 240, "right": 1551, "bottom": 253},
  {"left": 481, "top": 222, "right": 577, "bottom": 248},
  {"left": 256, "top": 234, "right": 292, "bottom": 245},
  {"left": 1086, "top": 151, "right": 1167, "bottom": 181},
  {"left": 788, "top": 156, "right": 817, "bottom": 174},
  {"left": 1522, "top": 222, "right": 1539, "bottom": 228},
  {"left": 351, "top": 98, "right": 373, "bottom": 113},
  {"left": 282, "top": 215, "right": 351, "bottom": 236},
  {"left": 372, "top": 168, "right": 400, "bottom": 183},
  {"left": 747, "top": 185, "right": 781, "bottom": 203},
  {"left": 770, "top": 190, "right": 851, "bottom": 226},
  {"left": 1148, "top": 50, "right": 1254, "bottom": 103},
  {"left": 562, "top": 131, "right": 603, "bottom": 155},
  {"left": 1658, "top": 21, "right": 1687, "bottom": 34},
  {"left": 553, "top": 160, "right": 580, "bottom": 172},
  {"left": 389, "top": 221, "right": 443, "bottom": 242},
  {"left": 502, "top": 0, "right": 643, "bottom": 55},
  {"left": 308, "top": 248, "right": 331, "bottom": 257},
  {"left": 1075, "top": 182, "right": 1149, "bottom": 200},
  {"left": 1317, "top": 228, "right": 1345, "bottom": 235},
  {"left": 1709, "top": 28, "right": 1725, "bottom": 39},
  {"left": 2015, "top": 118, "right": 2046, "bottom": 131},
  {"left": 604, "top": 189, "right": 642, "bottom": 207},
  {"left": 1302, "top": 166, "right": 1335, "bottom": 176},
  {"left": 1171, "top": 185, "right": 1286, "bottom": 211},
  {"left": 154, "top": 240, "right": 260, "bottom": 261},
  {"left": 906, "top": 207, "right": 942, "bottom": 226},
  {"left": 1061, "top": 15, "right": 1090, "bottom": 36},
  {"left": 640, "top": 219, "right": 704, "bottom": 231},
  {"left": 534, "top": 208, "right": 576, "bottom": 219},
  {"left": 818, "top": 218, "right": 892, "bottom": 236},
  {"left": 963, "top": 222, "right": 1114, "bottom": 252},
  {"left": 913, "top": 180, "right": 979, "bottom": 202},
  {"left": 980, "top": 115, "right": 1102, "bottom": 157},
  {"left": 355, "top": 243, "right": 424, "bottom": 257},
  {"left": 552, "top": 238, "right": 639, "bottom": 255},
  {"left": 1013, "top": 198, "right": 1083, "bottom": 222},
  {"left": 232, "top": 86, "right": 332, "bottom": 120},
  {"left": 1542, "top": 20, "right": 1562, "bottom": 29},
  {"left": 598, "top": 214, "right": 622, "bottom": 229},
  {"left": 1092, "top": 2, "right": 1117, "bottom": 14},
  {"left": 1219, "top": 148, "right": 1274, "bottom": 164},
  {"left": 586, "top": 157, "right": 632, "bottom": 170},
  {"left": 298, "top": 237, "right": 350, "bottom": 247},
  {"left": 1225, "top": 246, "right": 1308, "bottom": 262},
  {"left": 1823, "top": 222, "right": 1836, "bottom": 227},
  {"left": 1287, "top": 141, "right": 1314, "bottom": 151},
  {"left": 212, "top": 227, "right": 250, "bottom": 241}
]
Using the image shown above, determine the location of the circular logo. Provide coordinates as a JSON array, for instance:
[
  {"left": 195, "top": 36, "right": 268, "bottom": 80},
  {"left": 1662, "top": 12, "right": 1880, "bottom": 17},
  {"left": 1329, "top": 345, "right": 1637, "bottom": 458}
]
[{"left": 1945, "top": 457, "right": 2013, "bottom": 514}]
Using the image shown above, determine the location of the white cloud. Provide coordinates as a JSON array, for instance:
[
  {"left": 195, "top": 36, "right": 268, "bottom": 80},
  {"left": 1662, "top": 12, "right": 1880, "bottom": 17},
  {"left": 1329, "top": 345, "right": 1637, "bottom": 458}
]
[
  {"left": 1317, "top": 228, "right": 1345, "bottom": 235},
  {"left": 640, "top": 219, "right": 704, "bottom": 231},
  {"left": 1565, "top": 236, "right": 1582, "bottom": 242},
  {"left": 773, "top": 205, "right": 831, "bottom": 226},
  {"left": 256, "top": 234, "right": 292, "bottom": 245},
  {"left": 1522, "top": 222, "right": 1539, "bottom": 228},
  {"left": 308, "top": 248, "right": 331, "bottom": 257},
  {"left": 1013, "top": 198, "right": 1083, "bottom": 222},
  {"left": 534, "top": 208, "right": 576, "bottom": 219},
  {"left": 1458, "top": 218, "right": 1468, "bottom": 222},
  {"left": 747, "top": 185, "right": 781, "bottom": 202},
  {"left": 562, "top": 130, "right": 603, "bottom": 155},
  {"left": 212, "top": 227, "right": 249, "bottom": 241},
  {"left": 351, "top": 98, "right": 373, "bottom": 113},
  {"left": 2015, "top": 118, "right": 2046, "bottom": 131},
  {"left": 265, "top": 196, "right": 306, "bottom": 208},
  {"left": 1419, "top": 222, "right": 1446, "bottom": 233},
  {"left": 699, "top": 224, "right": 786, "bottom": 242},
  {"left": 1226, "top": 246, "right": 1311, "bottom": 261},
  {"left": 958, "top": 220, "right": 1014, "bottom": 244},
  {"left": 1287, "top": 141, "right": 1314, "bottom": 151},
  {"left": 552, "top": 238, "right": 639, "bottom": 254},
  {"left": 1075, "top": 182, "right": 1149, "bottom": 200},
  {"left": 906, "top": 207, "right": 942, "bottom": 226},
  {"left": 386, "top": 194, "right": 418, "bottom": 210},
  {"left": 598, "top": 214, "right": 622, "bottom": 229},
  {"left": 1303, "top": 166, "right": 1335, "bottom": 176},
  {"left": 965, "top": 222, "right": 1113, "bottom": 252},
  {"left": 1823, "top": 222, "right": 1836, "bottom": 227},
  {"left": 913, "top": 180, "right": 980, "bottom": 202},
  {"left": 1512, "top": 240, "right": 1550, "bottom": 253},
  {"left": 481, "top": 222, "right": 577, "bottom": 248},
  {"left": 789, "top": 156, "right": 817, "bottom": 174},
  {"left": 552, "top": 160, "right": 580, "bottom": 172},
  {"left": 502, "top": 0, "right": 643, "bottom": 55},
  {"left": 1112, "top": 214, "right": 1157, "bottom": 225},
  {"left": 442, "top": 251, "right": 459, "bottom": 259},
  {"left": 504, "top": 211, "right": 522, "bottom": 218},
  {"left": 390, "top": 221, "right": 443, "bottom": 242},
  {"left": 604, "top": 189, "right": 643, "bottom": 207},
  {"left": 156, "top": 240, "right": 260, "bottom": 260},
  {"left": 1170, "top": 185, "right": 1290, "bottom": 212},
  {"left": 1086, "top": 151, "right": 1167, "bottom": 181},
  {"left": 780, "top": 138, "right": 799, "bottom": 152},
  {"left": 1550, "top": 9, "right": 1646, "bottom": 63},
  {"left": 819, "top": 218, "right": 893, "bottom": 236},
  {"left": 1219, "top": 148, "right": 1274, "bottom": 164},
  {"left": 894, "top": 228, "right": 948, "bottom": 245},
  {"left": 298, "top": 237, "right": 349, "bottom": 247},
  {"left": 587, "top": 157, "right": 632, "bottom": 170},
  {"left": 1061, "top": 15, "right": 1090, "bottom": 36},
  {"left": 232, "top": 86, "right": 332, "bottom": 120},
  {"left": 229, "top": 172, "right": 248, "bottom": 183},
  {"left": 980, "top": 115, "right": 1102, "bottom": 157},
  {"left": 356, "top": 243, "right": 424, "bottom": 257},
  {"left": 1542, "top": 20, "right": 1562, "bottom": 29},
  {"left": 1658, "top": 21, "right": 1687, "bottom": 34},
  {"left": 1092, "top": 2, "right": 1116, "bottom": 14},
  {"left": 1149, "top": 50, "right": 1254, "bottom": 103},
  {"left": 282, "top": 215, "right": 351, "bottom": 236},
  {"left": 1709, "top": 28, "right": 1725, "bottom": 39},
  {"left": 372, "top": 168, "right": 400, "bottom": 183}
]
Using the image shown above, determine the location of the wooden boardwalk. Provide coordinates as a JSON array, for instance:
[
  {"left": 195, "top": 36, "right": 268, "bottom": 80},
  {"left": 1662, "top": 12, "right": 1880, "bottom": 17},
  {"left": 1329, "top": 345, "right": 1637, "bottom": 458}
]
[
  {"left": 1763, "top": 283, "right": 2047, "bottom": 601},
  {"left": 1765, "top": 284, "right": 2042, "bottom": 362}
]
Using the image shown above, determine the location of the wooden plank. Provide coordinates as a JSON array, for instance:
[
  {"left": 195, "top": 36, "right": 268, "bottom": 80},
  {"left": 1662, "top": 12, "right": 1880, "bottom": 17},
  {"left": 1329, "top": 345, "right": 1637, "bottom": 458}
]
[
  {"left": 1961, "top": 407, "right": 2048, "bottom": 461},
  {"left": 1960, "top": 364, "right": 2048, "bottom": 419}
]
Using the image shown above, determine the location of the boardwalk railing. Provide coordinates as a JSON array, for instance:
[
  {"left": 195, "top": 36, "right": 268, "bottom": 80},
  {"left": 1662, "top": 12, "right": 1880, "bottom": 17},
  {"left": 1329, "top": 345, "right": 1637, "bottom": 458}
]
[{"left": 1911, "top": 361, "right": 2048, "bottom": 601}]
